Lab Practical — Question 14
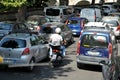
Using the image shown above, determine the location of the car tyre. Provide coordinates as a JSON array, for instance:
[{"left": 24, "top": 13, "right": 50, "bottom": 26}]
[
  {"left": 26, "top": 59, "right": 35, "bottom": 71},
  {"left": 77, "top": 62, "right": 84, "bottom": 69}
]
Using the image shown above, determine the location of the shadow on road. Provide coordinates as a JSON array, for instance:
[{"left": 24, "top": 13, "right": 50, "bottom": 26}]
[{"left": 0, "top": 56, "right": 75, "bottom": 80}]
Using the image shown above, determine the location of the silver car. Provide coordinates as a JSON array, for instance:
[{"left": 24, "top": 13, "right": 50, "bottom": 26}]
[{"left": 0, "top": 33, "right": 49, "bottom": 71}]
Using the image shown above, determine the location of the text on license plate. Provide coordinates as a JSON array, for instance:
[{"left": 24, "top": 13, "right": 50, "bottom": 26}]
[{"left": 87, "top": 51, "right": 100, "bottom": 56}]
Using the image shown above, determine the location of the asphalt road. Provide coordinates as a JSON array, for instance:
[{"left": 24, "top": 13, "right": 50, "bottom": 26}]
[{"left": 0, "top": 37, "right": 120, "bottom": 80}]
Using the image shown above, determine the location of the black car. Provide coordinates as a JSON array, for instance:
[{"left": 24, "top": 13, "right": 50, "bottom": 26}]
[{"left": 0, "top": 21, "right": 30, "bottom": 40}]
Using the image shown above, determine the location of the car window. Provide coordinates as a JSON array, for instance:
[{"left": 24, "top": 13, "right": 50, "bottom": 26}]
[
  {"left": 0, "top": 23, "right": 12, "bottom": 30},
  {"left": 104, "top": 20, "right": 119, "bottom": 27},
  {"left": 81, "top": 34, "right": 108, "bottom": 48},
  {"left": 0, "top": 38, "right": 26, "bottom": 48},
  {"left": 46, "top": 8, "right": 60, "bottom": 16},
  {"left": 68, "top": 20, "right": 79, "bottom": 24},
  {"left": 30, "top": 36, "right": 39, "bottom": 46}
]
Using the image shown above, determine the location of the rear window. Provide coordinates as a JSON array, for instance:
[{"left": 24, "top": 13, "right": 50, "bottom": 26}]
[
  {"left": 0, "top": 38, "right": 26, "bottom": 48},
  {"left": 104, "top": 20, "right": 119, "bottom": 27},
  {"left": 68, "top": 20, "right": 80, "bottom": 24},
  {"left": 46, "top": 9, "right": 60, "bottom": 16},
  {"left": 40, "top": 27, "right": 54, "bottom": 34},
  {"left": 81, "top": 34, "right": 108, "bottom": 48},
  {"left": 0, "top": 23, "right": 12, "bottom": 30}
]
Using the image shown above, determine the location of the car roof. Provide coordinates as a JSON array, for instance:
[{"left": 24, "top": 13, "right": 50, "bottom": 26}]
[
  {"left": 85, "top": 22, "right": 108, "bottom": 27},
  {"left": 82, "top": 29, "right": 112, "bottom": 34},
  {"left": 3, "top": 33, "right": 35, "bottom": 40},
  {"left": 102, "top": 16, "right": 120, "bottom": 21},
  {"left": 41, "top": 22, "right": 64, "bottom": 28}
]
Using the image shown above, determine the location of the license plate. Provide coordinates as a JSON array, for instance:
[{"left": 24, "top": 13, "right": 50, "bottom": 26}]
[
  {"left": 87, "top": 51, "right": 100, "bottom": 56},
  {"left": 52, "top": 55, "right": 57, "bottom": 59},
  {"left": 0, "top": 56, "right": 3, "bottom": 63}
]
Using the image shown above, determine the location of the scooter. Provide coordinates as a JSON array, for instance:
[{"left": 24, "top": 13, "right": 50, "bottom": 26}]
[{"left": 49, "top": 46, "right": 63, "bottom": 68}]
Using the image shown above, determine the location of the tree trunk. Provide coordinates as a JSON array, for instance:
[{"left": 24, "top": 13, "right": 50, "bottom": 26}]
[{"left": 16, "top": 6, "right": 27, "bottom": 22}]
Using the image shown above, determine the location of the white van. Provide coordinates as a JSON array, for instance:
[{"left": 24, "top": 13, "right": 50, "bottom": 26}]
[
  {"left": 80, "top": 8, "right": 102, "bottom": 22},
  {"left": 44, "top": 6, "right": 74, "bottom": 22}
]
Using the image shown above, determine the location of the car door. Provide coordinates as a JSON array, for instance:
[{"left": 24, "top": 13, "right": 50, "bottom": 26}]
[
  {"left": 61, "top": 25, "right": 72, "bottom": 43},
  {"left": 30, "top": 36, "right": 41, "bottom": 62},
  {"left": 37, "top": 36, "right": 48, "bottom": 60}
]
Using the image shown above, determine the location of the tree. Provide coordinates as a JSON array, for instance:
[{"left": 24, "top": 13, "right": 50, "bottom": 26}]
[
  {"left": 0, "top": 0, "right": 27, "bottom": 22},
  {"left": 0, "top": 0, "right": 49, "bottom": 22}
]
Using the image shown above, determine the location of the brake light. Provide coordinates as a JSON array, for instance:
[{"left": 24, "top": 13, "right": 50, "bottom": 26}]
[
  {"left": 36, "top": 26, "right": 40, "bottom": 31},
  {"left": 65, "top": 20, "right": 68, "bottom": 24},
  {"left": 116, "top": 25, "right": 120, "bottom": 31},
  {"left": 77, "top": 41, "right": 80, "bottom": 55},
  {"left": 52, "top": 49, "right": 60, "bottom": 53},
  {"left": 94, "top": 11, "right": 96, "bottom": 21},
  {"left": 60, "top": 13, "right": 62, "bottom": 18},
  {"left": 108, "top": 43, "right": 112, "bottom": 59},
  {"left": 22, "top": 48, "right": 30, "bottom": 55}
]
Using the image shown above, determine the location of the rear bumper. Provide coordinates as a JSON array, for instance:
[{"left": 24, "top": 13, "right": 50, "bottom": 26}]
[
  {"left": 76, "top": 55, "right": 109, "bottom": 65},
  {"left": 0, "top": 56, "right": 31, "bottom": 67}
]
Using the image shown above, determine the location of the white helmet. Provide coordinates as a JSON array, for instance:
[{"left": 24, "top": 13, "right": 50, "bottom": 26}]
[{"left": 55, "top": 27, "right": 61, "bottom": 34}]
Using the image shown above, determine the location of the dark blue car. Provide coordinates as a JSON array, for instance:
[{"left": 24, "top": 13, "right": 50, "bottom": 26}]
[
  {"left": 65, "top": 17, "right": 88, "bottom": 36},
  {"left": 76, "top": 29, "right": 118, "bottom": 80}
]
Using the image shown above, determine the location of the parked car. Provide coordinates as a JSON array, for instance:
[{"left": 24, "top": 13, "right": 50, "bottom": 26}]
[
  {"left": 0, "top": 33, "right": 50, "bottom": 71},
  {"left": 80, "top": 8, "right": 102, "bottom": 22},
  {"left": 44, "top": 6, "right": 74, "bottom": 23},
  {"left": 108, "top": 12, "right": 120, "bottom": 17},
  {"left": 84, "top": 22, "right": 112, "bottom": 31},
  {"left": 102, "top": 16, "right": 120, "bottom": 40},
  {"left": 102, "top": 4, "right": 117, "bottom": 16},
  {"left": 26, "top": 15, "right": 50, "bottom": 34},
  {"left": 39, "top": 22, "right": 74, "bottom": 46},
  {"left": 0, "top": 21, "right": 30, "bottom": 40},
  {"left": 100, "top": 57, "right": 119, "bottom": 80},
  {"left": 76, "top": 29, "right": 118, "bottom": 68},
  {"left": 65, "top": 17, "right": 88, "bottom": 36}
]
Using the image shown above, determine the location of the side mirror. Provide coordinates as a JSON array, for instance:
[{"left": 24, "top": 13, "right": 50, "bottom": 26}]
[{"left": 99, "top": 60, "right": 106, "bottom": 65}]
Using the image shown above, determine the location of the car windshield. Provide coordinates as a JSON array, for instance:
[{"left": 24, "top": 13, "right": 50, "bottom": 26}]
[
  {"left": 0, "top": 38, "right": 26, "bottom": 48},
  {"left": 46, "top": 8, "right": 60, "bottom": 16},
  {"left": 0, "top": 23, "right": 12, "bottom": 30},
  {"left": 27, "top": 20, "right": 38, "bottom": 25},
  {"left": 81, "top": 34, "right": 108, "bottom": 48},
  {"left": 104, "top": 20, "right": 119, "bottom": 27}
]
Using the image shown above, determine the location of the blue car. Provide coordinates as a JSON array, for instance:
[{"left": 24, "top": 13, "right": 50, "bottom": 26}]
[
  {"left": 76, "top": 29, "right": 118, "bottom": 67},
  {"left": 76, "top": 29, "right": 119, "bottom": 80},
  {"left": 66, "top": 17, "right": 88, "bottom": 36}
]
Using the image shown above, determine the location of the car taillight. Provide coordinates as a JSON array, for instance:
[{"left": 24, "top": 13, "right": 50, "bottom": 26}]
[
  {"left": 52, "top": 49, "right": 60, "bottom": 53},
  {"left": 22, "top": 48, "right": 30, "bottom": 55},
  {"left": 108, "top": 43, "right": 112, "bottom": 59},
  {"left": 36, "top": 26, "right": 40, "bottom": 31},
  {"left": 116, "top": 25, "right": 120, "bottom": 31},
  {"left": 76, "top": 41, "right": 80, "bottom": 55},
  {"left": 81, "top": 21, "right": 84, "bottom": 29},
  {"left": 60, "top": 13, "right": 62, "bottom": 18},
  {"left": 65, "top": 20, "right": 68, "bottom": 24}
]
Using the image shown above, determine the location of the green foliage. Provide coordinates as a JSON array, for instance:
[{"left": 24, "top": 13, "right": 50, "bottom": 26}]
[{"left": 0, "top": 0, "right": 27, "bottom": 7}]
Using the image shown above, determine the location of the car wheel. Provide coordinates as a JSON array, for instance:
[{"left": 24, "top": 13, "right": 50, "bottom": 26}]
[
  {"left": 26, "top": 59, "right": 35, "bottom": 71},
  {"left": 70, "top": 36, "right": 74, "bottom": 43},
  {"left": 77, "top": 62, "right": 84, "bottom": 69}
]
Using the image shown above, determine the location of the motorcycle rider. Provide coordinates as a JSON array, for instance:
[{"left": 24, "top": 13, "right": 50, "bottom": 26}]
[{"left": 49, "top": 27, "right": 65, "bottom": 58}]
